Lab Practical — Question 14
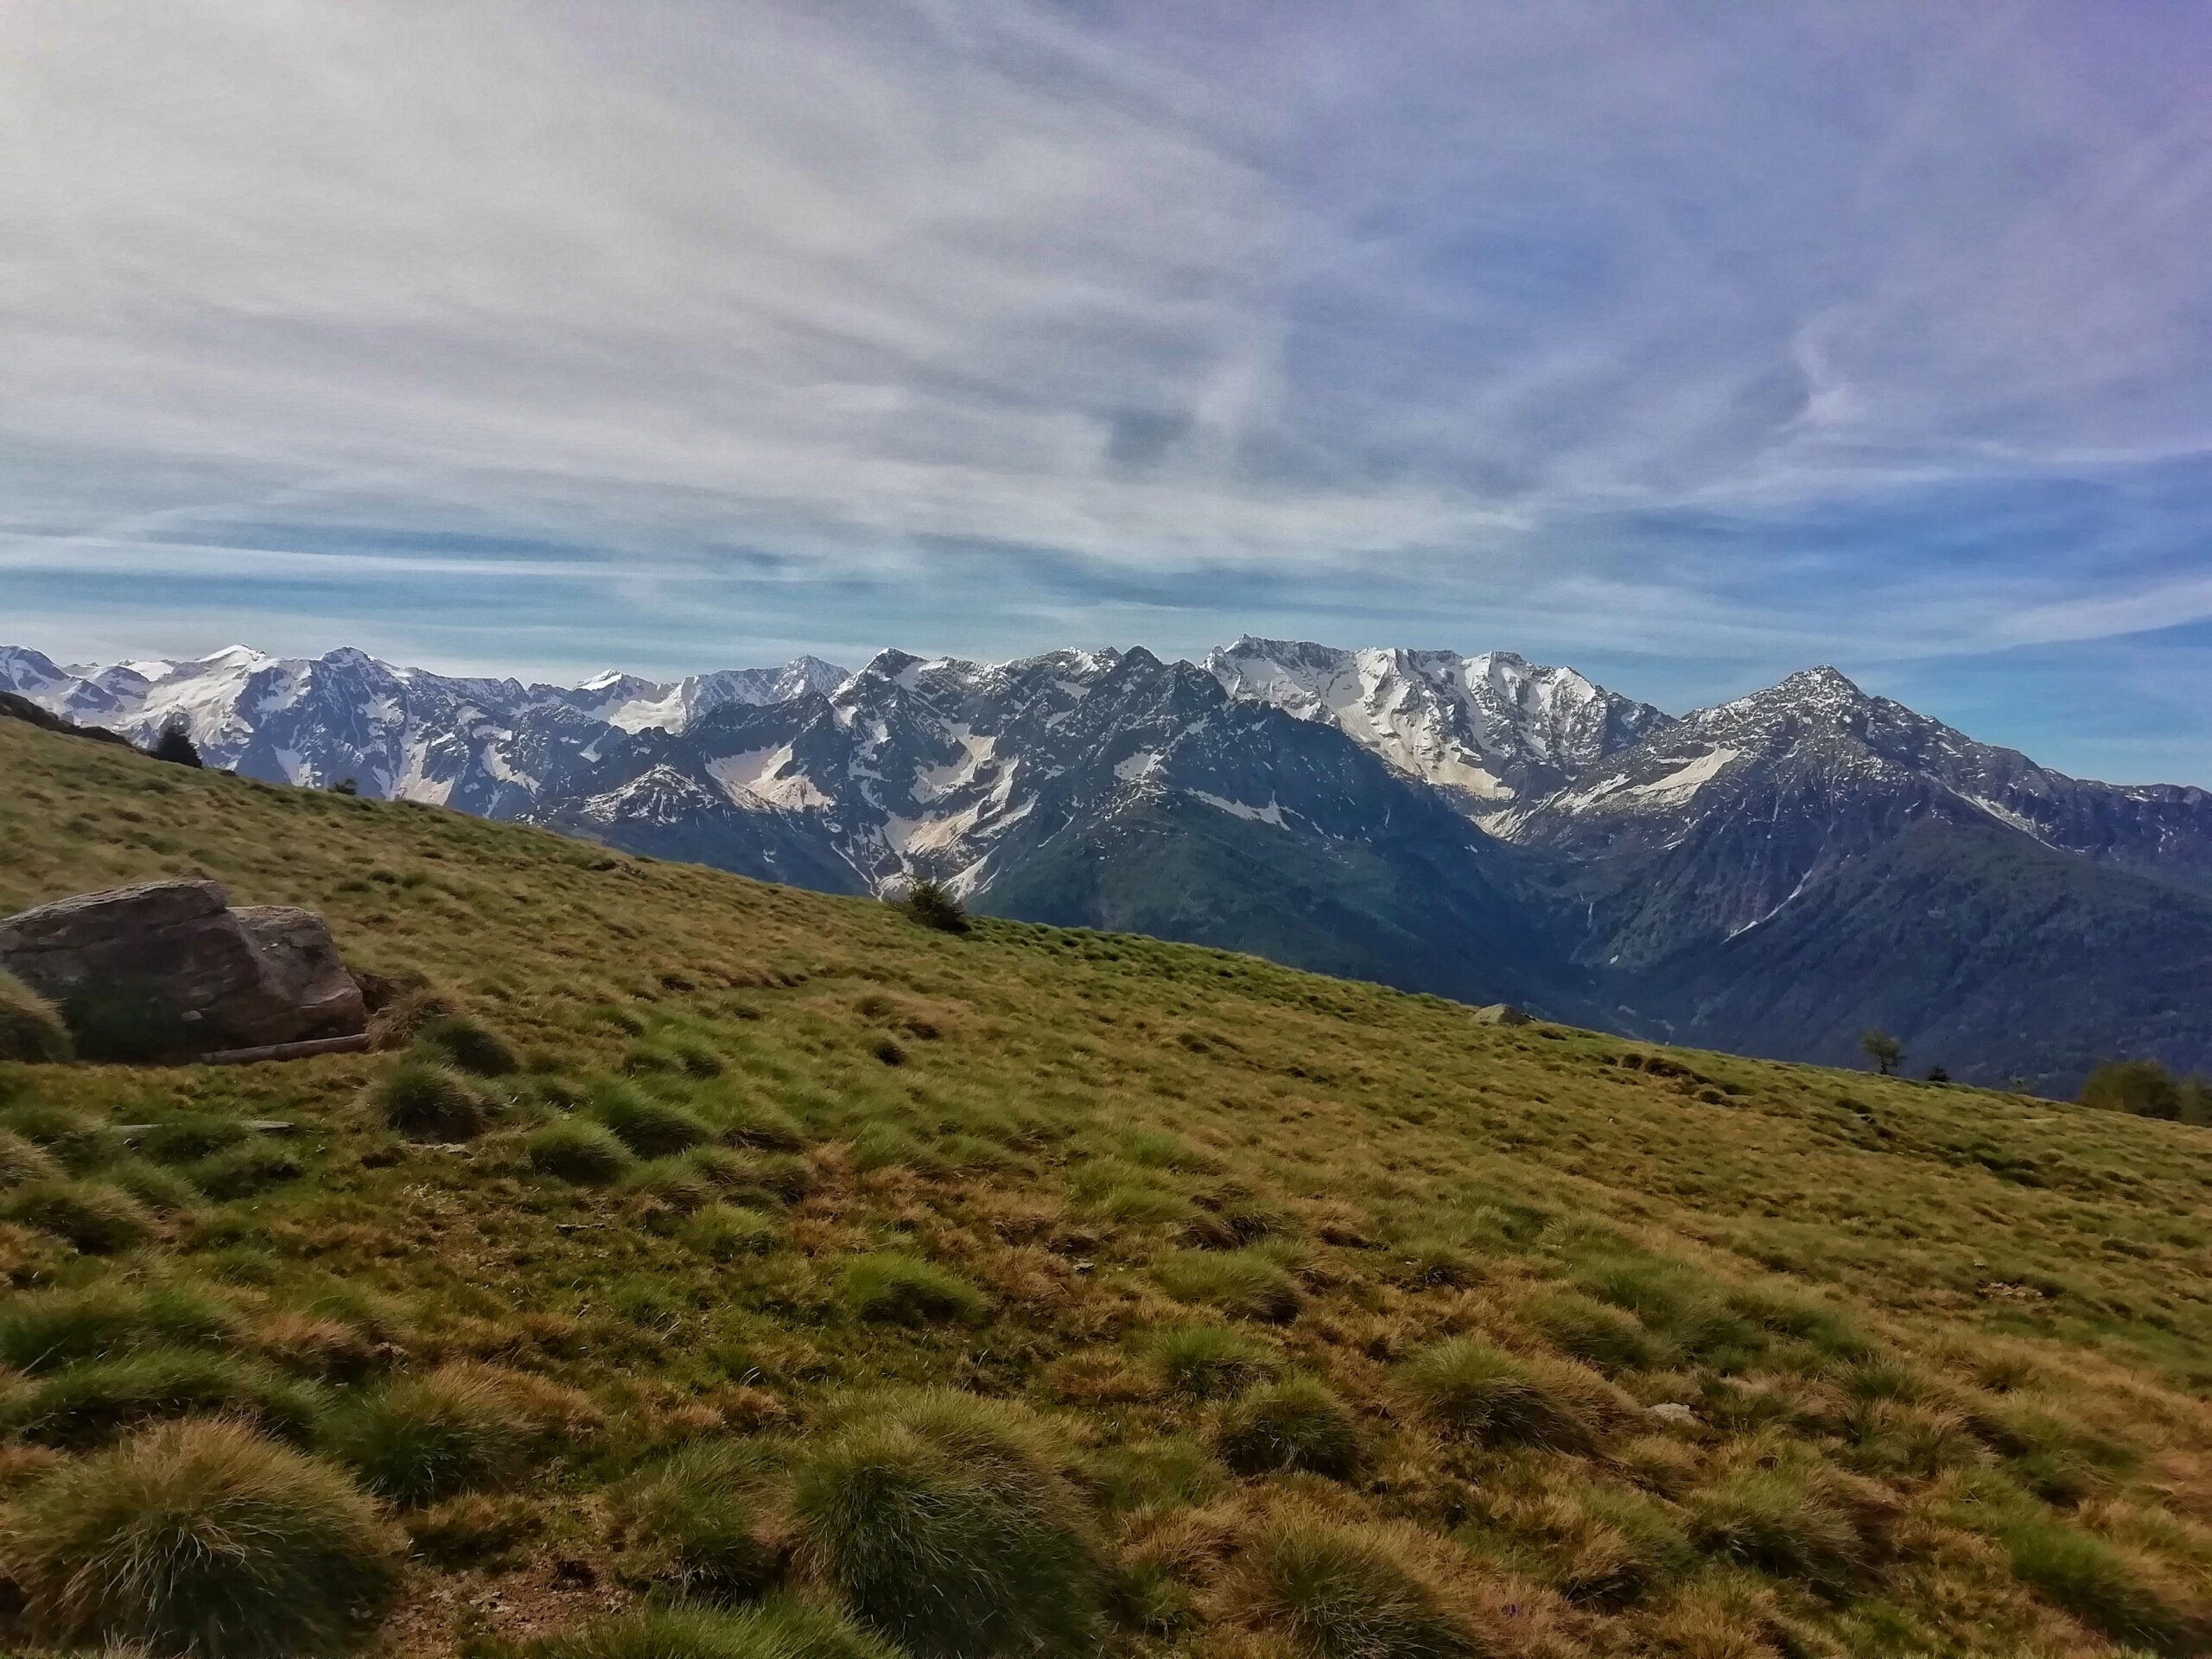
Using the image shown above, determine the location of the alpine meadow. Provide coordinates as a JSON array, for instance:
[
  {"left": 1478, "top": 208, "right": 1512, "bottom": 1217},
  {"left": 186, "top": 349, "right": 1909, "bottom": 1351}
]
[{"left": 3, "top": 689, "right": 2210, "bottom": 1659}]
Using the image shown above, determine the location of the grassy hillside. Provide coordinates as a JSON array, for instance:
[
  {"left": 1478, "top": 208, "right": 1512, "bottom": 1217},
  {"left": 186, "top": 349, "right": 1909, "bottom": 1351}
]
[{"left": 1, "top": 714, "right": 2209, "bottom": 1659}]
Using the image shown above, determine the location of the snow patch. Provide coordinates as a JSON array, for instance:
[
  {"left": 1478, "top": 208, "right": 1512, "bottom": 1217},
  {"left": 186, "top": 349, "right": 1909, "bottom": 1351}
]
[
  {"left": 1186, "top": 788, "right": 1288, "bottom": 829},
  {"left": 709, "top": 745, "right": 832, "bottom": 810}
]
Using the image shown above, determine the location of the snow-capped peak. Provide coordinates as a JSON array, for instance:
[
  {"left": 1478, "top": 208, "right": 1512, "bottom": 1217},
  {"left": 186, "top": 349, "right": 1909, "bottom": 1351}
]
[{"left": 1205, "top": 637, "right": 1669, "bottom": 818}]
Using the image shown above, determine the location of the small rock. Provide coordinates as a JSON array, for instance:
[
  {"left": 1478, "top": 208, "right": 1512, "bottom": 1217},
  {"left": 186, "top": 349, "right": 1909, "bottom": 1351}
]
[
  {"left": 1471, "top": 1003, "right": 1532, "bottom": 1027},
  {"left": 1646, "top": 1402, "right": 1699, "bottom": 1426}
]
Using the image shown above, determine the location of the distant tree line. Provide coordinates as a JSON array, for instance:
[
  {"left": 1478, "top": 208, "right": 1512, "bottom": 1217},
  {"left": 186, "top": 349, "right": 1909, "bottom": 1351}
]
[{"left": 2079, "top": 1058, "right": 2209, "bottom": 1126}]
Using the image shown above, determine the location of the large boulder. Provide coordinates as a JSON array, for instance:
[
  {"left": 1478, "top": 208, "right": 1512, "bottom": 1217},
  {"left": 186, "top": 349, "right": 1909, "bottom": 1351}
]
[{"left": 0, "top": 880, "right": 365, "bottom": 1060}]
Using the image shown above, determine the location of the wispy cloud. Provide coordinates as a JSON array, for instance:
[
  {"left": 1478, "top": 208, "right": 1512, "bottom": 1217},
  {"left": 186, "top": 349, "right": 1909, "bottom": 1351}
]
[{"left": 3, "top": 1, "right": 2209, "bottom": 773}]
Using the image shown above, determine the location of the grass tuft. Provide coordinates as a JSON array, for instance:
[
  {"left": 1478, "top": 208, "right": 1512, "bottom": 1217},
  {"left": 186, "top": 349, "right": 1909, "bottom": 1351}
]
[
  {"left": 2, "top": 1417, "right": 400, "bottom": 1659},
  {"left": 0, "top": 968, "right": 72, "bottom": 1061},
  {"left": 611, "top": 1437, "right": 790, "bottom": 1601},
  {"left": 524, "top": 1116, "right": 635, "bottom": 1184},
  {"left": 415, "top": 1014, "right": 522, "bottom": 1076},
  {"left": 1993, "top": 1507, "right": 2202, "bottom": 1655},
  {"left": 1210, "top": 1376, "right": 1363, "bottom": 1478},
  {"left": 1401, "top": 1337, "right": 1598, "bottom": 1451},
  {"left": 1230, "top": 1511, "right": 1482, "bottom": 1659},
  {"left": 1, "top": 1178, "right": 154, "bottom": 1253},
  {"left": 373, "top": 1059, "right": 493, "bottom": 1141},
  {"left": 840, "top": 1252, "right": 986, "bottom": 1325},
  {"left": 0, "top": 1348, "right": 327, "bottom": 1447},
  {"left": 1684, "top": 1455, "right": 1877, "bottom": 1589},
  {"left": 0, "top": 1281, "right": 241, "bottom": 1372},
  {"left": 1155, "top": 1249, "right": 1302, "bottom": 1323},
  {"left": 1153, "top": 1324, "right": 1279, "bottom": 1400},
  {"left": 0, "top": 1125, "right": 66, "bottom": 1189},
  {"left": 325, "top": 1363, "right": 553, "bottom": 1504},
  {"left": 592, "top": 1081, "right": 714, "bottom": 1155},
  {"left": 791, "top": 1389, "right": 1103, "bottom": 1658}
]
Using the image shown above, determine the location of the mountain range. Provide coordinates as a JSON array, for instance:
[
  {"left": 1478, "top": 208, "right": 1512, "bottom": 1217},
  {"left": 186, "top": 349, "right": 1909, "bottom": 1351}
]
[{"left": 8, "top": 637, "right": 2209, "bottom": 1090}]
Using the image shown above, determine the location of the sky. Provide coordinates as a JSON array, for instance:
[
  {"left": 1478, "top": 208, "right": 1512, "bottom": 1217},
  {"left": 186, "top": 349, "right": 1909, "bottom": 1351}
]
[{"left": 3, "top": 3, "right": 2210, "bottom": 783}]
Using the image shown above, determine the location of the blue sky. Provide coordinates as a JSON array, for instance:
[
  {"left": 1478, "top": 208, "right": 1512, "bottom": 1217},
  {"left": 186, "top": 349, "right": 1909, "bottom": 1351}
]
[{"left": 3, "top": 2, "right": 2209, "bottom": 782}]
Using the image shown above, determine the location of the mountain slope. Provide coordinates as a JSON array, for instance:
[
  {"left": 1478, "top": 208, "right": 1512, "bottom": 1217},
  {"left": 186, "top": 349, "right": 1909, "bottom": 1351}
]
[
  {"left": 12, "top": 640, "right": 2212, "bottom": 1086},
  {"left": 3, "top": 712, "right": 2209, "bottom": 1659},
  {"left": 537, "top": 646, "right": 1582, "bottom": 1014},
  {"left": 1501, "top": 670, "right": 2212, "bottom": 1087}
]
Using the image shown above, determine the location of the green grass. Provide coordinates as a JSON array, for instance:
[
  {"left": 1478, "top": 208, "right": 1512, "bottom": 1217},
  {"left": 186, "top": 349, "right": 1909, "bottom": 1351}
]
[
  {"left": 516, "top": 1599, "right": 899, "bottom": 1659},
  {"left": 3, "top": 712, "right": 2211, "bottom": 1657}
]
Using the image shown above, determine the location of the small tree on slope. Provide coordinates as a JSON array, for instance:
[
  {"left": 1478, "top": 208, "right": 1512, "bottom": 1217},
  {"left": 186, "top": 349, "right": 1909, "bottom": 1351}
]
[{"left": 1859, "top": 1028, "right": 1902, "bottom": 1077}]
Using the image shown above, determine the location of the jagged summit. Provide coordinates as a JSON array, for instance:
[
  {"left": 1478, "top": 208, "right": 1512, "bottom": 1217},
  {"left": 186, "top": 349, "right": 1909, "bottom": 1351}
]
[{"left": 1205, "top": 636, "right": 1670, "bottom": 815}]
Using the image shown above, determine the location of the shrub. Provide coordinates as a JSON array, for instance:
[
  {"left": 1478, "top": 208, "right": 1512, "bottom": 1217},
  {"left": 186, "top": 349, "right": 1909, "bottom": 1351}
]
[
  {"left": 1993, "top": 1508, "right": 2200, "bottom": 1654},
  {"left": 149, "top": 716, "right": 204, "bottom": 766},
  {"left": 325, "top": 1363, "right": 547, "bottom": 1504},
  {"left": 2, "top": 1349, "right": 327, "bottom": 1447},
  {"left": 899, "top": 879, "right": 969, "bottom": 934},
  {"left": 1154, "top": 1325, "right": 1278, "bottom": 1400},
  {"left": 1155, "top": 1249, "right": 1302, "bottom": 1323},
  {"left": 0, "top": 1125, "right": 64, "bottom": 1188},
  {"left": 1684, "top": 1459, "right": 1872, "bottom": 1589},
  {"left": 372, "top": 1059, "right": 493, "bottom": 1141},
  {"left": 2080, "top": 1058, "right": 2187, "bottom": 1122},
  {"left": 1211, "top": 1377, "right": 1362, "bottom": 1479},
  {"left": 0, "top": 1100, "right": 123, "bottom": 1170},
  {"left": 0, "top": 968, "right": 72, "bottom": 1062},
  {"left": 524, "top": 1117, "right": 634, "bottom": 1185},
  {"left": 790, "top": 1389, "right": 1103, "bottom": 1657},
  {"left": 594, "top": 1081, "right": 714, "bottom": 1156},
  {"left": 524, "top": 1599, "right": 899, "bottom": 1659},
  {"left": 2, "top": 1418, "right": 399, "bottom": 1659},
  {"left": 612, "top": 1438, "right": 790, "bottom": 1601},
  {"left": 415, "top": 1014, "right": 521, "bottom": 1077},
  {"left": 0, "top": 1282, "right": 241, "bottom": 1372},
  {"left": 2, "top": 1178, "right": 154, "bottom": 1253},
  {"left": 1400, "top": 1338, "right": 1595, "bottom": 1451},
  {"left": 188, "top": 1139, "right": 304, "bottom": 1200},
  {"left": 1230, "top": 1513, "right": 1481, "bottom": 1659},
  {"left": 841, "top": 1252, "right": 986, "bottom": 1325}
]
